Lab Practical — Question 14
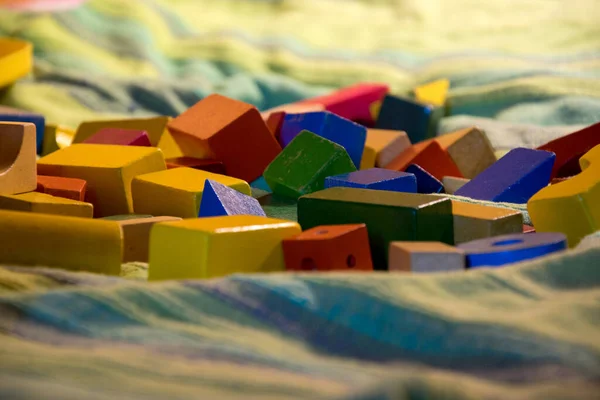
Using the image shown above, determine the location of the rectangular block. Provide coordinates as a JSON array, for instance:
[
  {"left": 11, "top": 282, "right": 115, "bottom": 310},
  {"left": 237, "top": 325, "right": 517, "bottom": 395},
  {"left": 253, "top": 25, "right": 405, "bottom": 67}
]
[
  {"left": 451, "top": 200, "right": 523, "bottom": 244},
  {"left": 118, "top": 216, "right": 182, "bottom": 262},
  {"left": 298, "top": 187, "right": 454, "bottom": 269},
  {"left": 375, "top": 95, "right": 436, "bottom": 144},
  {"left": 442, "top": 176, "right": 470, "bottom": 194},
  {"left": 0, "top": 122, "right": 36, "bottom": 195},
  {"left": 388, "top": 241, "right": 464, "bottom": 272},
  {"left": 365, "top": 129, "right": 411, "bottom": 168},
  {"left": 82, "top": 128, "right": 152, "bottom": 147},
  {"left": 0, "top": 192, "right": 93, "bottom": 218},
  {"left": 37, "top": 144, "right": 166, "bottom": 217},
  {"left": 0, "top": 112, "right": 45, "bottom": 153},
  {"left": 165, "top": 157, "right": 226, "bottom": 175},
  {"left": 149, "top": 215, "right": 301, "bottom": 280},
  {"left": 434, "top": 127, "right": 496, "bottom": 179},
  {"left": 36, "top": 175, "right": 86, "bottom": 201},
  {"left": 73, "top": 116, "right": 170, "bottom": 146},
  {"left": 0, "top": 210, "right": 122, "bottom": 275}
]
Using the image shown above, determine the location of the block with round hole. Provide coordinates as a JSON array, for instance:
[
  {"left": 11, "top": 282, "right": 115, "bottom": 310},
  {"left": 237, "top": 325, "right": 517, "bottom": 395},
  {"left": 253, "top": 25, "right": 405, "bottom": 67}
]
[
  {"left": 0, "top": 122, "right": 37, "bottom": 195},
  {"left": 282, "top": 224, "right": 373, "bottom": 271}
]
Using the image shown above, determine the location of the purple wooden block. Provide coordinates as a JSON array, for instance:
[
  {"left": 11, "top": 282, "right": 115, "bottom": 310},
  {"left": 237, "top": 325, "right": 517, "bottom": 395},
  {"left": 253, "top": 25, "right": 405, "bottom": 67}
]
[
  {"left": 454, "top": 148, "right": 555, "bottom": 203},
  {"left": 83, "top": 128, "right": 152, "bottom": 146},
  {"left": 324, "top": 168, "right": 417, "bottom": 192},
  {"left": 199, "top": 179, "right": 266, "bottom": 217},
  {"left": 405, "top": 164, "right": 443, "bottom": 194}
]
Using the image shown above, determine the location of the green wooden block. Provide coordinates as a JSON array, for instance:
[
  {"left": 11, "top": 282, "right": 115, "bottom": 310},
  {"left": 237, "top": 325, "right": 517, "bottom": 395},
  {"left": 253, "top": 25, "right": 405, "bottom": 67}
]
[
  {"left": 263, "top": 130, "right": 356, "bottom": 199},
  {"left": 100, "top": 214, "right": 154, "bottom": 221},
  {"left": 298, "top": 187, "right": 454, "bottom": 269}
]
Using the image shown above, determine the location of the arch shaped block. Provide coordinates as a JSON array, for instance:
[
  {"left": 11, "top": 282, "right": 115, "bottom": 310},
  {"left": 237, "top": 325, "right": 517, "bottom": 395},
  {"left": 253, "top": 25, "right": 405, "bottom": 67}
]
[{"left": 0, "top": 122, "right": 36, "bottom": 195}]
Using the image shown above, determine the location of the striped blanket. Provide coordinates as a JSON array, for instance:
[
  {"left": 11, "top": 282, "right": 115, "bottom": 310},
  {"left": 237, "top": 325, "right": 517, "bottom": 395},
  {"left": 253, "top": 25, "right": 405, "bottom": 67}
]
[{"left": 1, "top": 0, "right": 599, "bottom": 398}]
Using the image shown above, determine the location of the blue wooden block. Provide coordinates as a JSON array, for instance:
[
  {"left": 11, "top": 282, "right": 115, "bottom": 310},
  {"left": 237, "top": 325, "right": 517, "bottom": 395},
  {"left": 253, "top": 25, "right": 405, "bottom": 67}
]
[
  {"left": 0, "top": 113, "right": 45, "bottom": 154},
  {"left": 324, "top": 168, "right": 417, "bottom": 192},
  {"left": 405, "top": 164, "right": 443, "bottom": 194},
  {"left": 199, "top": 180, "right": 266, "bottom": 217},
  {"left": 374, "top": 95, "right": 434, "bottom": 144},
  {"left": 454, "top": 148, "right": 555, "bottom": 204},
  {"left": 279, "top": 111, "right": 366, "bottom": 168},
  {"left": 457, "top": 232, "right": 567, "bottom": 268}
]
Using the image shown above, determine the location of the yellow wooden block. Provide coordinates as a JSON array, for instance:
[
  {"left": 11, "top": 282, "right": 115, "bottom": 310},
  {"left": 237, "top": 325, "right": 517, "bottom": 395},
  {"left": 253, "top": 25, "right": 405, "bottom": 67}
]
[
  {"left": 72, "top": 116, "right": 170, "bottom": 146},
  {"left": 0, "top": 192, "right": 93, "bottom": 218},
  {"left": 0, "top": 210, "right": 122, "bottom": 275},
  {"left": 528, "top": 144, "right": 600, "bottom": 247},
  {"left": 359, "top": 145, "right": 376, "bottom": 170},
  {"left": 149, "top": 215, "right": 301, "bottom": 280},
  {"left": 452, "top": 201, "right": 523, "bottom": 244},
  {"left": 413, "top": 78, "right": 450, "bottom": 107},
  {"left": 435, "top": 127, "right": 496, "bottom": 179},
  {"left": 132, "top": 167, "right": 251, "bottom": 218},
  {"left": 41, "top": 124, "right": 75, "bottom": 156},
  {"left": 365, "top": 129, "right": 412, "bottom": 168},
  {"left": 442, "top": 176, "right": 470, "bottom": 194},
  {"left": 118, "top": 216, "right": 182, "bottom": 262},
  {"left": 158, "top": 129, "right": 215, "bottom": 160},
  {"left": 0, "top": 122, "right": 37, "bottom": 195},
  {"left": 37, "top": 144, "right": 166, "bottom": 217},
  {"left": 369, "top": 100, "right": 382, "bottom": 122},
  {"left": 0, "top": 38, "right": 32, "bottom": 88},
  {"left": 388, "top": 241, "right": 464, "bottom": 272}
]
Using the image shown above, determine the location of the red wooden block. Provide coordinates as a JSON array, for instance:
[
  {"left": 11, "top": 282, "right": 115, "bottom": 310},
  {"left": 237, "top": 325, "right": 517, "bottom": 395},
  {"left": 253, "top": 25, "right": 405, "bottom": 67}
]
[
  {"left": 82, "top": 128, "right": 152, "bottom": 147},
  {"left": 282, "top": 224, "right": 373, "bottom": 271},
  {"left": 298, "top": 83, "right": 389, "bottom": 126},
  {"left": 165, "top": 157, "right": 226, "bottom": 175},
  {"left": 523, "top": 225, "right": 536, "bottom": 234},
  {"left": 167, "top": 94, "right": 282, "bottom": 182},
  {"left": 265, "top": 111, "right": 286, "bottom": 140},
  {"left": 537, "top": 121, "right": 600, "bottom": 178},
  {"left": 36, "top": 175, "right": 87, "bottom": 201},
  {"left": 385, "top": 141, "right": 463, "bottom": 180}
]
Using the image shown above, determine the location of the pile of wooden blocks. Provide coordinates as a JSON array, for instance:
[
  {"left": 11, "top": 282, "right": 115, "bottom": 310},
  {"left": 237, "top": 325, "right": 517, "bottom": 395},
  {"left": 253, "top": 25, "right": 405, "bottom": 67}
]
[{"left": 0, "top": 80, "right": 598, "bottom": 279}]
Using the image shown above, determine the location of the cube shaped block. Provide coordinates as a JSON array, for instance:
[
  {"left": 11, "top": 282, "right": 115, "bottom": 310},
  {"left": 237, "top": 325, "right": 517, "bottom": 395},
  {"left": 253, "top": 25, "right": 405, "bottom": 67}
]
[{"left": 36, "top": 175, "right": 87, "bottom": 201}]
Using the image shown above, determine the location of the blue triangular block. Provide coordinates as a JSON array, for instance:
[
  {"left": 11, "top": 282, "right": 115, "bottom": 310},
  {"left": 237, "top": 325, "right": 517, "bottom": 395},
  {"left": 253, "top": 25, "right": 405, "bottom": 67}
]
[{"left": 199, "top": 180, "right": 266, "bottom": 217}]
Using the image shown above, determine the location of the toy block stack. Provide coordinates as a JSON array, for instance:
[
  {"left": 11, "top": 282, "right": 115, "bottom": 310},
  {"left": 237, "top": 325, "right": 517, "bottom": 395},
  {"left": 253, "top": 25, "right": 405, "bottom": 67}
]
[{"left": 1, "top": 81, "right": 598, "bottom": 278}]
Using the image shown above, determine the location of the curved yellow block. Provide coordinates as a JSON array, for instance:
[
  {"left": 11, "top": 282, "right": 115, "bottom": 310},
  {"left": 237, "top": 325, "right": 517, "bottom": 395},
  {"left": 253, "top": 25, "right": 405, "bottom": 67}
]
[
  {"left": 0, "top": 38, "right": 32, "bottom": 88},
  {"left": 0, "top": 192, "right": 93, "bottom": 218},
  {"left": 149, "top": 215, "right": 301, "bottom": 281},
  {"left": 414, "top": 78, "right": 450, "bottom": 107},
  {"left": 0, "top": 210, "right": 122, "bottom": 275},
  {"left": 528, "top": 144, "right": 600, "bottom": 247}
]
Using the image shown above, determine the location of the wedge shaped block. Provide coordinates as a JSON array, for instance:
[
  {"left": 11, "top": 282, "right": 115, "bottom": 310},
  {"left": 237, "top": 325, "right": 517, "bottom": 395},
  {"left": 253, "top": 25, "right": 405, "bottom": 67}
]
[
  {"left": 149, "top": 216, "right": 301, "bottom": 280},
  {"left": 36, "top": 175, "right": 86, "bottom": 201},
  {"left": 389, "top": 241, "right": 464, "bottom": 272},
  {"left": 37, "top": 144, "right": 166, "bottom": 217},
  {"left": 298, "top": 187, "right": 454, "bottom": 269},
  {"left": 0, "top": 122, "right": 36, "bottom": 195},
  {"left": 434, "top": 127, "right": 496, "bottom": 179},
  {"left": 413, "top": 79, "right": 450, "bottom": 107},
  {"left": 82, "top": 128, "right": 152, "bottom": 147},
  {"left": 132, "top": 167, "right": 251, "bottom": 218},
  {"left": 263, "top": 130, "right": 356, "bottom": 199},
  {"left": 0, "top": 210, "right": 122, "bottom": 275},
  {"left": 386, "top": 140, "right": 462, "bottom": 180},
  {"left": 73, "top": 116, "right": 169, "bottom": 146},
  {"left": 442, "top": 176, "right": 470, "bottom": 194},
  {"left": 325, "top": 168, "right": 416, "bottom": 193},
  {"left": 365, "top": 129, "right": 411, "bottom": 168},
  {"left": 405, "top": 164, "right": 443, "bottom": 194},
  {"left": 452, "top": 201, "right": 523, "bottom": 244},
  {"left": 118, "top": 216, "right": 181, "bottom": 262},
  {"left": 199, "top": 179, "right": 265, "bottom": 217},
  {"left": 0, "top": 192, "right": 93, "bottom": 218}
]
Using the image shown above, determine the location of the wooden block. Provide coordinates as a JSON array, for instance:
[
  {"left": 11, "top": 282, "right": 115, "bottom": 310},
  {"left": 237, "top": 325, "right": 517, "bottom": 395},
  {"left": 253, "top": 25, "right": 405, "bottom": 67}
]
[
  {"left": 263, "top": 130, "right": 356, "bottom": 199},
  {"left": 149, "top": 215, "right": 301, "bottom": 280},
  {"left": 434, "top": 127, "right": 496, "bottom": 179},
  {"left": 388, "top": 241, "right": 464, "bottom": 272},
  {"left": 260, "top": 103, "right": 325, "bottom": 120},
  {"left": 375, "top": 95, "right": 438, "bottom": 144},
  {"left": 82, "top": 128, "right": 152, "bottom": 147},
  {"left": 385, "top": 140, "right": 463, "bottom": 180},
  {"left": 37, "top": 144, "right": 166, "bottom": 217},
  {"left": 413, "top": 79, "right": 450, "bottom": 107},
  {"left": 537, "top": 121, "right": 600, "bottom": 178},
  {"left": 298, "top": 187, "right": 454, "bottom": 269},
  {"left": 36, "top": 175, "right": 87, "bottom": 201},
  {"left": 455, "top": 148, "right": 555, "bottom": 204},
  {"left": 282, "top": 224, "right": 373, "bottom": 271},
  {"left": 0, "top": 38, "right": 32, "bottom": 88},
  {"left": 0, "top": 192, "right": 93, "bottom": 218},
  {"left": 325, "top": 168, "right": 416, "bottom": 193},
  {"left": 132, "top": 167, "right": 251, "bottom": 218},
  {"left": 101, "top": 214, "right": 154, "bottom": 221},
  {"left": 0, "top": 122, "right": 37, "bottom": 195},
  {"left": 528, "top": 144, "right": 600, "bottom": 247},
  {"left": 279, "top": 111, "right": 367, "bottom": 168},
  {"left": 297, "top": 83, "right": 389, "bottom": 126},
  {"left": 265, "top": 111, "right": 286, "bottom": 139},
  {"left": 259, "top": 194, "right": 298, "bottom": 221},
  {"left": 365, "top": 129, "right": 411, "bottom": 168},
  {"left": 41, "top": 124, "right": 74, "bottom": 156},
  {"left": 405, "top": 164, "right": 443, "bottom": 194},
  {"left": 167, "top": 94, "right": 282, "bottom": 182},
  {"left": 458, "top": 232, "right": 567, "bottom": 268},
  {"left": 0, "top": 210, "right": 121, "bottom": 275},
  {"left": 451, "top": 201, "right": 523, "bottom": 244},
  {"left": 0, "top": 112, "right": 45, "bottom": 154},
  {"left": 73, "top": 116, "right": 169, "bottom": 146},
  {"left": 199, "top": 179, "right": 266, "bottom": 217},
  {"left": 359, "top": 144, "right": 376, "bottom": 170},
  {"left": 523, "top": 225, "right": 535, "bottom": 234},
  {"left": 118, "top": 216, "right": 181, "bottom": 262},
  {"left": 165, "top": 157, "right": 226, "bottom": 175},
  {"left": 442, "top": 176, "right": 470, "bottom": 194}
]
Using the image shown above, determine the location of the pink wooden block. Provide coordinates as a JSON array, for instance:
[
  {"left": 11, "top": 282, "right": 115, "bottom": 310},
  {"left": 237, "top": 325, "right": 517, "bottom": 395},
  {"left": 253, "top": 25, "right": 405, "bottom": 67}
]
[
  {"left": 82, "top": 128, "right": 152, "bottom": 147},
  {"left": 298, "top": 83, "right": 389, "bottom": 125}
]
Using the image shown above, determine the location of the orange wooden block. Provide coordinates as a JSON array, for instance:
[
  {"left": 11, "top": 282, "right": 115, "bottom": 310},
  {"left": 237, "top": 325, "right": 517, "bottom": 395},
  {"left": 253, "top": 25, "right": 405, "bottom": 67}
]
[
  {"left": 265, "top": 111, "right": 286, "bottom": 139},
  {"left": 0, "top": 122, "right": 36, "bottom": 195},
  {"left": 165, "top": 157, "right": 226, "bottom": 175},
  {"left": 36, "top": 175, "right": 87, "bottom": 201},
  {"left": 118, "top": 216, "right": 182, "bottom": 262},
  {"left": 434, "top": 127, "right": 496, "bottom": 179},
  {"left": 385, "top": 140, "right": 462, "bottom": 180},
  {"left": 388, "top": 241, "right": 465, "bottom": 273},
  {"left": 167, "top": 94, "right": 282, "bottom": 182},
  {"left": 260, "top": 103, "right": 326, "bottom": 120},
  {"left": 282, "top": 224, "right": 373, "bottom": 271}
]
